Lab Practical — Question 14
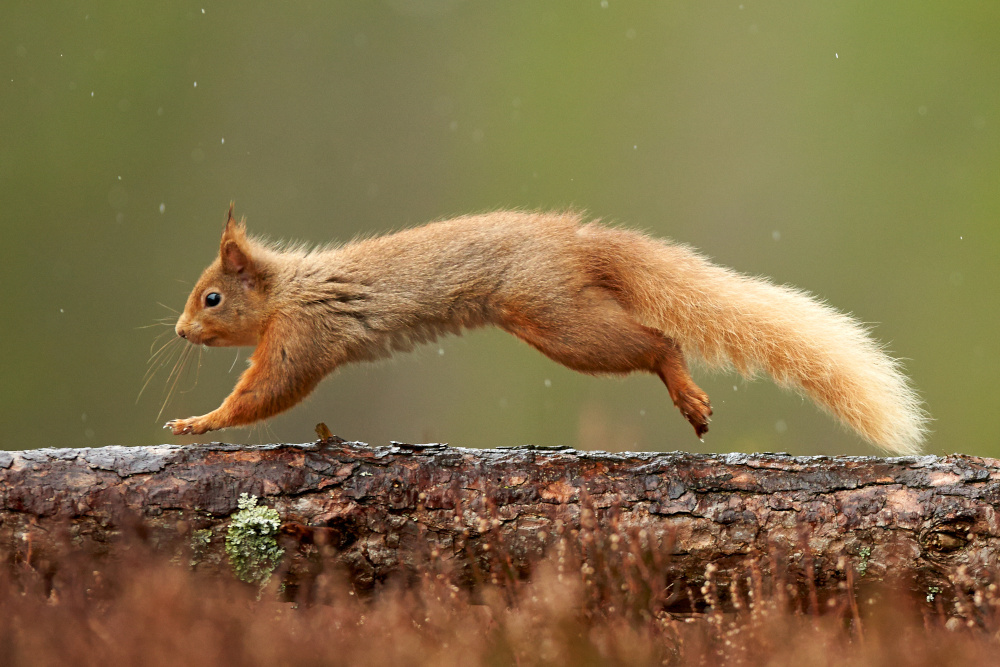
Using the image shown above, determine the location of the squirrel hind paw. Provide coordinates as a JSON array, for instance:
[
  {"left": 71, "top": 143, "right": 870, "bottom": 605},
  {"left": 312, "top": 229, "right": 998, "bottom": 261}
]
[{"left": 675, "top": 390, "right": 712, "bottom": 439}]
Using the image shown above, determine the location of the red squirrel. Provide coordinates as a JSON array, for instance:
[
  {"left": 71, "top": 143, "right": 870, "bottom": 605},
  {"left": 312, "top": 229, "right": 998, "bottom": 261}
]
[{"left": 165, "top": 205, "right": 927, "bottom": 453}]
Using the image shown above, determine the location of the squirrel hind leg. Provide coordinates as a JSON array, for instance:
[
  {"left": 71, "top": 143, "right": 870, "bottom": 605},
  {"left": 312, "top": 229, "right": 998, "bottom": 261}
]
[
  {"left": 499, "top": 289, "right": 712, "bottom": 438},
  {"left": 655, "top": 338, "right": 712, "bottom": 438}
]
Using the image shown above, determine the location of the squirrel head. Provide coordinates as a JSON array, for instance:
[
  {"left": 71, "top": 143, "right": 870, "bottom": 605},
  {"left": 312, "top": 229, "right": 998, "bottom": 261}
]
[{"left": 175, "top": 204, "right": 272, "bottom": 347}]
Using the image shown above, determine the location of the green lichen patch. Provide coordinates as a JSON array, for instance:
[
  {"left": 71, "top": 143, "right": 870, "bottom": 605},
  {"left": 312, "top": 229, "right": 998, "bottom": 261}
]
[
  {"left": 189, "top": 528, "right": 214, "bottom": 567},
  {"left": 225, "top": 493, "right": 284, "bottom": 586},
  {"left": 857, "top": 546, "right": 872, "bottom": 578}
]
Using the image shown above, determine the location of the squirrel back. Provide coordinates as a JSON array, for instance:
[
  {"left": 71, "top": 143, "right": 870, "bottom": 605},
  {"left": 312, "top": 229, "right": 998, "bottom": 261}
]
[{"left": 167, "top": 207, "right": 927, "bottom": 453}]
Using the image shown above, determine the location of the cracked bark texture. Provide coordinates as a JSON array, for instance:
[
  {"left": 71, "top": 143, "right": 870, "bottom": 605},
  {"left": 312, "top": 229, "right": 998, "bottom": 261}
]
[{"left": 0, "top": 439, "right": 997, "bottom": 607}]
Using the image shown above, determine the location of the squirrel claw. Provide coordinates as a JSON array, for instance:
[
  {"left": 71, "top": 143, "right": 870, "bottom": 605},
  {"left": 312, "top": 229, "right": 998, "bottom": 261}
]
[{"left": 164, "top": 419, "right": 195, "bottom": 435}]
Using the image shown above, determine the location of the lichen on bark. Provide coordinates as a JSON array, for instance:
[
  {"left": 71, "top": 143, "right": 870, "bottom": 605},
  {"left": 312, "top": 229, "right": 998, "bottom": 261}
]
[{"left": 224, "top": 493, "right": 284, "bottom": 586}]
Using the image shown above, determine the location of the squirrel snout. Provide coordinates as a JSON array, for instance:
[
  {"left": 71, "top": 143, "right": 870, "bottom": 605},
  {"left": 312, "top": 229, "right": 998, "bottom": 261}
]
[{"left": 176, "top": 320, "right": 209, "bottom": 345}]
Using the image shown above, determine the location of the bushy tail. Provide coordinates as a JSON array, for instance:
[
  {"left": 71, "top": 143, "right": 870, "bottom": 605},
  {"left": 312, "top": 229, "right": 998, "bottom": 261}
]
[{"left": 582, "top": 225, "right": 929, "bottom": 454}]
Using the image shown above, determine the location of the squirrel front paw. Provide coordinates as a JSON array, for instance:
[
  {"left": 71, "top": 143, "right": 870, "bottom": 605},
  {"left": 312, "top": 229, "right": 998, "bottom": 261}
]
[{"left": 164, "top": 417, "right": 210, "bottom": 435}]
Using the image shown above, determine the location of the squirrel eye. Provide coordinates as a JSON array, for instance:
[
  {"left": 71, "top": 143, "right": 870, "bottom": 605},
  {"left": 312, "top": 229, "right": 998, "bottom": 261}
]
[{"left": 205, "top": 292, "right": 222, "bottom": 308}]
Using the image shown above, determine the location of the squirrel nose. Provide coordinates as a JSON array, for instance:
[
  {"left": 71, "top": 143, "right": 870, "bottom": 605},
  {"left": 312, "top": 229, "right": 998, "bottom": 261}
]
[{"left": 176, "top": 327, "right": 187, "bottom": 339}]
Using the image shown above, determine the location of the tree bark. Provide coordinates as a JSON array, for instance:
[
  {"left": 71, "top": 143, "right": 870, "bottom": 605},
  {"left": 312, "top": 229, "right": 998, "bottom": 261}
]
[{"left": 1, "top": 438, "right": 996, "bottom": 608}]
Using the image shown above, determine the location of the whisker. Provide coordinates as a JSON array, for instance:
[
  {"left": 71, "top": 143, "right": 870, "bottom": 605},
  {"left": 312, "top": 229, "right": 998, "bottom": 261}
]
[
  {"left": 138, "top": 338, "right": 181, "bottom": 403},
  {"left": 157, "top": 301, "right": 181, "bottom": 314},
  {"left": 147, "top": 330, "right": 176, "bottom": 358},
  {"left": 162, "top": 343, "right": 190, "bottom": 393},
  {"left": 195, "top": 344, "right": 204, "bottom": 385},
  {"left": 143, "top": 338, "right": 181, "bottom": 378},
  {"left": 229, "top": 348, "right": 241, "bottom": 373},
  {"left": 180, "top": 345, "right": 205, "bottom": 394},
  {"left": 135, "top": 320, "right": 176, "bottom": 330},
  {"left": 151, "top": 340, "right": 183, "bottom": 385},
  {"left": 140, "top": 353, "right": 172, "bottom": 393},
  {"left": 157, "top": 344, "right": 192, "bottom": 421}
]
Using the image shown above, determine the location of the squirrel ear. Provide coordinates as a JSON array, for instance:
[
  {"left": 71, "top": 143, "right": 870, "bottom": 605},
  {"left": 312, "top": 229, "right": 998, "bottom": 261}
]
[
  {"left": 219, "top": 204, "right": 254, "bottom": 275},
  {"left": 221, "top": 239, "right": 253, "bottom": 275}
]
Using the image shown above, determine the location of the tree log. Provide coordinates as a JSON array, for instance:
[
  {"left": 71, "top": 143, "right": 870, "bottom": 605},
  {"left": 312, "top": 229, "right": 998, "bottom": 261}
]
[{"left": 1, "top": 438, "right": 996, "bottom": 608}]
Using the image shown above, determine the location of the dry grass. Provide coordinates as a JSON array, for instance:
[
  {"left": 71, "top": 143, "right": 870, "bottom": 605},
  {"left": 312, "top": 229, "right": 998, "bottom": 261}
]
[{"left": 1, "top": 532, "right": 998, "bottom": 667}]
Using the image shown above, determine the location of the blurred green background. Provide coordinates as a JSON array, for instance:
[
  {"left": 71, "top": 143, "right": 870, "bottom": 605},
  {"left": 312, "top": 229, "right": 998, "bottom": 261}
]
[{"left": 2, "top": 1, "right": 996, "bottom": 455}]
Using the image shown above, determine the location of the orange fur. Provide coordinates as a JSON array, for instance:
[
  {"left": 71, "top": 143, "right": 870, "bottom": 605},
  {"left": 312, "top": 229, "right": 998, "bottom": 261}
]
[{"left": 166, "top": 207, "right": 927, "bottom": 453}]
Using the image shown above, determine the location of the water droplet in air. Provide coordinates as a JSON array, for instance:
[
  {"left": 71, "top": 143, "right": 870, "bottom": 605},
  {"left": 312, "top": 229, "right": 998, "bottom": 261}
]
[
  {"left": 544, "top": 379, "right": 552, "bottom": 388},
  {"left": 159, "top": 203, "right": 166, "bottom": 214}
]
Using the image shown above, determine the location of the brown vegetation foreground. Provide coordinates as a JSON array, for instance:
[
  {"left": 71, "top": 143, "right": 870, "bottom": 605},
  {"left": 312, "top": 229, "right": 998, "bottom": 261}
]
[{"left": 2, "top": 526, "right": 1000, "bottom": 667}]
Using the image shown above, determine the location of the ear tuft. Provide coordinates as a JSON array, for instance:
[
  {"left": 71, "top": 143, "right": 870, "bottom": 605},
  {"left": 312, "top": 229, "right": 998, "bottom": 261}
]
[{"left": 222, "top": 202, "right": 245, "bottom": 237}]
